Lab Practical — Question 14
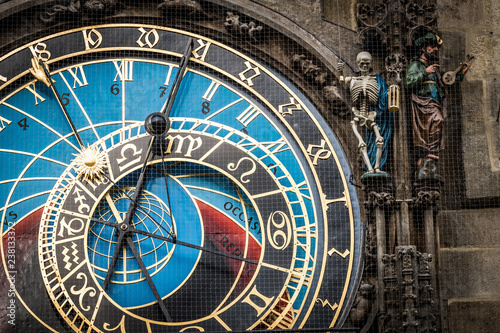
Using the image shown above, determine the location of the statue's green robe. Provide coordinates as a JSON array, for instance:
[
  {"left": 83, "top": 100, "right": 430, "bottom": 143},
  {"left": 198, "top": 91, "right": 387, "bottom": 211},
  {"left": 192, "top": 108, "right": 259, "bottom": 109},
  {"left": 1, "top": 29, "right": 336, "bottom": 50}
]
[{"left": 404, "top": 60, "right": 464, "bottom": 154}]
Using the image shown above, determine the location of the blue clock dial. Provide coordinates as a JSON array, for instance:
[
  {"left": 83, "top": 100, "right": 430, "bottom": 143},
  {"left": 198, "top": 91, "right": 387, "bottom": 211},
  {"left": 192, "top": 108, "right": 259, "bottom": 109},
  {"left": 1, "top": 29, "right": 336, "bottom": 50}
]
[{"left": 0, "top": 25, "right": 361, "bottom": 332}]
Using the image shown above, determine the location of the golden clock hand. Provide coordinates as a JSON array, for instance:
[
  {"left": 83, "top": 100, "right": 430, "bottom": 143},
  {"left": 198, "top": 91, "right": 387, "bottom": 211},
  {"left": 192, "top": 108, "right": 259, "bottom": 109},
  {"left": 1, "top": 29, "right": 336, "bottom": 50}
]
[{"left": 30, "top": 58, "right": 85, "bottom": 149}]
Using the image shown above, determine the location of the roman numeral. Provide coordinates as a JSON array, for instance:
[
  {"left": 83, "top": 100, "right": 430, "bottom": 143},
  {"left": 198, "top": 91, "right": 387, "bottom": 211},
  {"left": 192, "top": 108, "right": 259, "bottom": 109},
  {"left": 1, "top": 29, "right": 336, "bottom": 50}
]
[
  {"left": 65, "top": 65, "right": 88, "bottom": 89},
  {"left": 113, "top": 60, "right": 134, "bottom": 82},
  {"left": 242, "top": 285, "right": 275, "bottom": 316},
  {"left": 236, "top": 106, "right": 260, "bottom": 127},
  {"left": 0, "top": 114, "right": 12, "bottom": 133},
  {"left": 25, "top": 83, "right": 46, "bottom": 105},
  {"left": 164, "top": 65, "right": 174, "bottom": 86},
  {"left": 202, "top": 81, "right": 220, "bottom": 101}
]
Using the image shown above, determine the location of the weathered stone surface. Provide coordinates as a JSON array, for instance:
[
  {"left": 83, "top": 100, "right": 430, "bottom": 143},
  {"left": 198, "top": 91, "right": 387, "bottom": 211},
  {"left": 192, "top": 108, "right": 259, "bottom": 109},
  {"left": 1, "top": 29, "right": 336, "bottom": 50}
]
[
  {"left": 484, "top": 0, "right": 500, "bottom": 32},
  {"left": 323, "top": 0, "right": 357, "bottom": 31},
  {"left": 437, "top": 0, "right": 485, "bottom": 30},
  {"left": 440, "top": 248, "right": 500, "bottom": 299},
  {"left": 447, "top": 299, "right": 500, "bottom": 333},
  {"left": 253, "top": 0, "right": 360, "bottom": 71},
  {"left": 439, "top": 208, "right": 500, "bottom": 248},
  {"left": 461, "top": 79, "right": 500, "bottom": 197},
  {"left": 436, "top": 0, "right": 500, "bottom": 197},
  {"left": 469, "top": 34, "right": 500, "bottom": 78}
]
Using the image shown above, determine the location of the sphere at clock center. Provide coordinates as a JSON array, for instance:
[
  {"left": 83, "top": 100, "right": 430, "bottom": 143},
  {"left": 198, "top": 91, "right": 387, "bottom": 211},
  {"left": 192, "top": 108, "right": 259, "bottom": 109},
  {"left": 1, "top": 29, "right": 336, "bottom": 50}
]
[
  {"left": 87, "top": 170, "right": 203, "bottom": 309},
  {"left": 145, "top": 112, "right": 171, "bottom": 136}
]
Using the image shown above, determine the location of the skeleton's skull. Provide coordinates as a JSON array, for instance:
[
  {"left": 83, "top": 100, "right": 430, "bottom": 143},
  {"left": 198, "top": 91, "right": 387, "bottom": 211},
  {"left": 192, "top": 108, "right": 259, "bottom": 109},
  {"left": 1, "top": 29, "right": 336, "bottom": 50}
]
[{"left": 356, "top": 52, "right": 372, "bottom": 75}]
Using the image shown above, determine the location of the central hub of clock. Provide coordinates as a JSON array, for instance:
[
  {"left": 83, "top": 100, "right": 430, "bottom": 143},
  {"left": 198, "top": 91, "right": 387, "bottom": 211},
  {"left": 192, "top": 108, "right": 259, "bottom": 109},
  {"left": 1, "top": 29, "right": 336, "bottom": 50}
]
[{"left": 145, "top": 112, "right": 170, "bottom": 136}]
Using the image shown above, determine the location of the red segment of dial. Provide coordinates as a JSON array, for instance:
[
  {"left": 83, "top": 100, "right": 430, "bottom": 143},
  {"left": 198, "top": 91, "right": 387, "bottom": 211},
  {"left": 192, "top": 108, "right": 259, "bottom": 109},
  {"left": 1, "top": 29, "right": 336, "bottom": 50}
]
[{"left": 195, "top": 200, "right": 261, "bottom": 292}]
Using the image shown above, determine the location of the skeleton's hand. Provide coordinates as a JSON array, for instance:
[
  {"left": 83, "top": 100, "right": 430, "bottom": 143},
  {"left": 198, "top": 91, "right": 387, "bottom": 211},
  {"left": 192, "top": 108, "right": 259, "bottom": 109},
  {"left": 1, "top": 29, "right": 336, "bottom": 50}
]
[{"left": 337, "top": 61, "right": 345, "bottom": 73}]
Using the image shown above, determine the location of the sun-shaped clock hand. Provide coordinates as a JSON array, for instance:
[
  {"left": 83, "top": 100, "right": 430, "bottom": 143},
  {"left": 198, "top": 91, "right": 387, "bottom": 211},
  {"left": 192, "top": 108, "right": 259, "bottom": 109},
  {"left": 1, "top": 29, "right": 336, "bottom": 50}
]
[
  {"left": 30, "top": 57, "right": 85, "bottom": 150},
  {"left": 30, "top": 58, "right": 109, "bottom": 180}
]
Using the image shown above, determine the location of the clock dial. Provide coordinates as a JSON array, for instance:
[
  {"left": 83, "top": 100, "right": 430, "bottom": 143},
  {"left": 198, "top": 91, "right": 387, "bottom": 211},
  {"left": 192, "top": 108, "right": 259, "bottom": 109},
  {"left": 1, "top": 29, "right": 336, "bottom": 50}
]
[{"left": 0, "top": 25, "right": 362, "bottom": 332}]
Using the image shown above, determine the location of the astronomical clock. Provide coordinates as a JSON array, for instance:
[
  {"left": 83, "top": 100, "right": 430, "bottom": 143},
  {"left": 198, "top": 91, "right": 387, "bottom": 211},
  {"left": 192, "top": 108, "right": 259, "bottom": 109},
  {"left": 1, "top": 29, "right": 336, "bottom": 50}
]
[{"left": 0, "top": 2, "right": 362, "bottom": 332}]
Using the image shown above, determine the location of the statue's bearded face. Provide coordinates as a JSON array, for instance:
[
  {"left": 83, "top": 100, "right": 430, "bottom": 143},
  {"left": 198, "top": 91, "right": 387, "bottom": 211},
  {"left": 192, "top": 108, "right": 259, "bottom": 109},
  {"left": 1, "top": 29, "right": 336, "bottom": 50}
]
[
  {"left": 423, "top": 45, "right": 439, "bottom": 62},
  {"left": 356, "top": 52, "right": 372, "bottom": 75}
]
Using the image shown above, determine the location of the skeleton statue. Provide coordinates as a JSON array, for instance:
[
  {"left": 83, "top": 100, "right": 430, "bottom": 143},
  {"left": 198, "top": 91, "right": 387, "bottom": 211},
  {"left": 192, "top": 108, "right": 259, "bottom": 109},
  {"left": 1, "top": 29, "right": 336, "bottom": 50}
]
[{"left": 338, "top": 52, "right": 392, "bottom": 175}]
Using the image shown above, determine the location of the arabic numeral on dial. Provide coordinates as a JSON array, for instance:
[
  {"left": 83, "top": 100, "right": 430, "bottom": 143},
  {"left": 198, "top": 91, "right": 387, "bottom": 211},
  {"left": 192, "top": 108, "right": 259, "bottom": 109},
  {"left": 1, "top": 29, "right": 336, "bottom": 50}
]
[
  {"left": 110, "top": 84, "right": 120, "bottom": 95},
  {"left": 8, "top": 211, "right": 17, "bottom": 220},
  {"left": 201, "top": 101, "right": 210, "bottom": 115},
  {"left": 159, "top": 86, "right": 168, "bottom": 98},
  {"left": 17, "top": 118, "right": 29, "bottom": 130},
  {"left": 267, "top": 211, "right": 292, "bottom": 250},
  {"left": 61, "top": 93, "right": 70, "bottom": 106},
  {"left": 29, "top": 42, "right": 51, "bottom": 61}
]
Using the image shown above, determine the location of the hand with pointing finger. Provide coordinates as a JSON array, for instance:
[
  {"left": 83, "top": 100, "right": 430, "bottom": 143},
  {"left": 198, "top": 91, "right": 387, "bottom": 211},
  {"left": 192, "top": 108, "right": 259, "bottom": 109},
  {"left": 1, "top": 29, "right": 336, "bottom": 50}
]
[{"left": 426, "top": 64, "right": 440, "bottom": 74}]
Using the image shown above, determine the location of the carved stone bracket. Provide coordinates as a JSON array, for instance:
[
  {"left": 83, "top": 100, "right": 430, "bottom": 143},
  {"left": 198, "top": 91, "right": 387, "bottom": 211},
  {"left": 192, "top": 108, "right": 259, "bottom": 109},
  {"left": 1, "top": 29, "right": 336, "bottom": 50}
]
[
  {"left": 224, "top": 11, "right": 263, "bottom": 43},
  {"left": 158, "top": 0, "right": 212, "bottom": 19},
  {"left": 362, "top": 174, "right": 394, "bottom": 209},
  {"left": 366, "top": 191, "right": 395, "bottom": 209},
  {"left": 291, "top": 54, "right": 328, "bottom": 86},
  {"left": 40, "top": 0, "right": 120, "bottom": 23},
  {"left": 414, "top": 190, "right": 440, "bottom": 208}
]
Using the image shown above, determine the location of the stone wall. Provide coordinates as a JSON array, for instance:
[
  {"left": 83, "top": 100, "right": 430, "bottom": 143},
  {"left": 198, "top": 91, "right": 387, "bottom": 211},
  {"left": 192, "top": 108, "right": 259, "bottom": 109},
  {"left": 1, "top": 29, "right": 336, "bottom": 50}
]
[
  {"left": 437, "top": 0, "right": 500, "bottom": 331},
  {"left": 438, "top": 0, "right": 500, "bottom": 199}
]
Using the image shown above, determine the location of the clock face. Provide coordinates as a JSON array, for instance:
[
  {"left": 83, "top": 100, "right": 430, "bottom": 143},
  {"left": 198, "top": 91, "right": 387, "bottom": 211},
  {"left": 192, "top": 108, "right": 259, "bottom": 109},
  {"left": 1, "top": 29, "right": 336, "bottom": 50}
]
[{"left": 0, "top": 25, "right": 362, "bottom": 332}]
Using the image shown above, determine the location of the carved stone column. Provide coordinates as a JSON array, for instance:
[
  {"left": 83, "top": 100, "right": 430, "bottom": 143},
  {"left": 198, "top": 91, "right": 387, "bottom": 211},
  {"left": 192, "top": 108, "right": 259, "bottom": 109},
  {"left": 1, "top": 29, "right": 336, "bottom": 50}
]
[
  {"left": 413, "top": 185, "right": 441, "bottom": 332},
  {"left": 364, "top": 177, "right": 394, "bottom": 331},
  {"left": 380, "top": 246, "right": 437, "bottom": 332}
]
